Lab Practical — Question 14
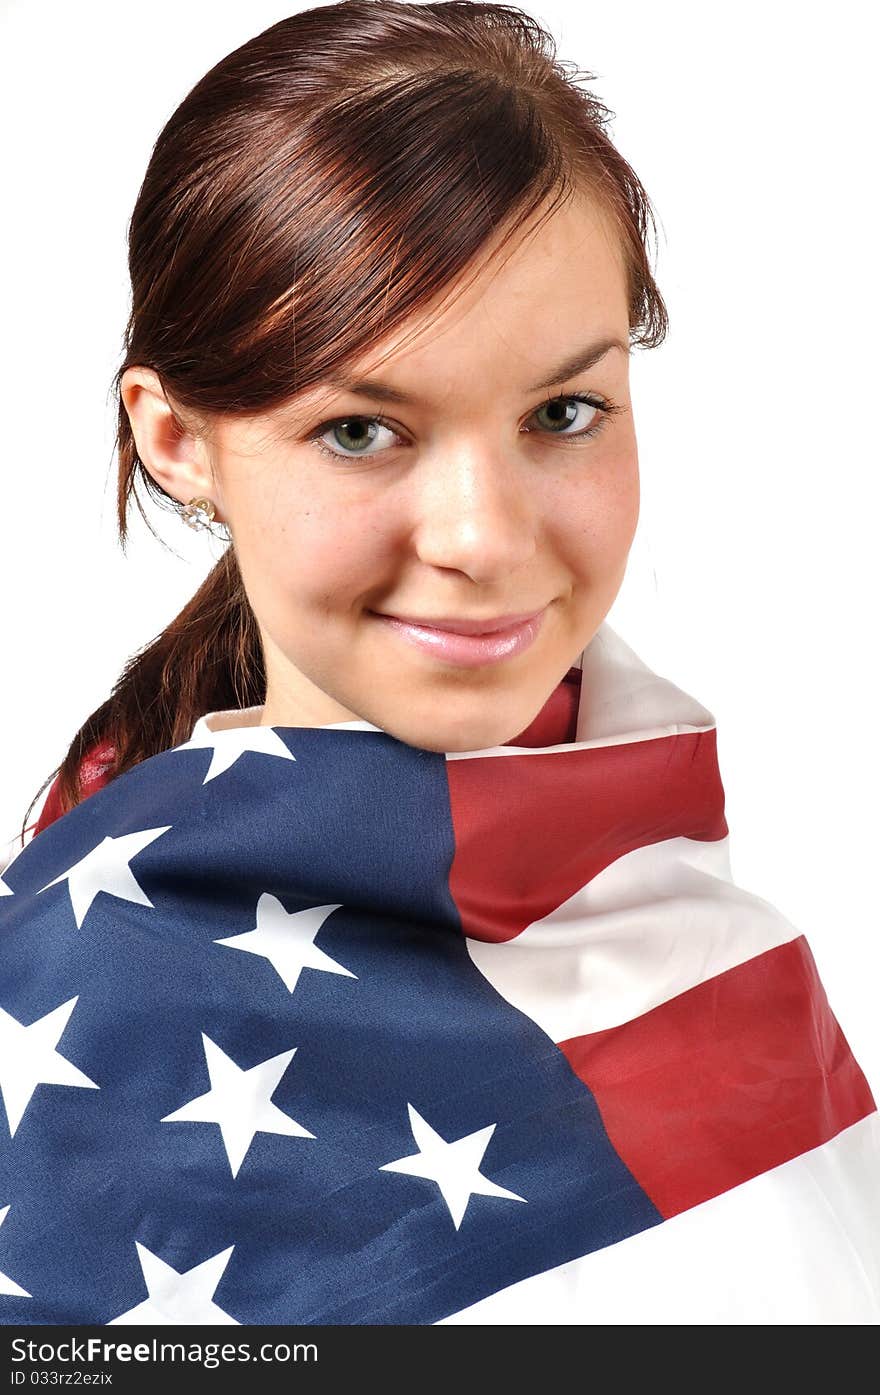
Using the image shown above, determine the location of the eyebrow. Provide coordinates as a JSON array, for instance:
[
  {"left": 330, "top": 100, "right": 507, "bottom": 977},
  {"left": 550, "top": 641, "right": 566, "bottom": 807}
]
[{"left": 323, "top": 335, "right": 629, "bottom": 404}]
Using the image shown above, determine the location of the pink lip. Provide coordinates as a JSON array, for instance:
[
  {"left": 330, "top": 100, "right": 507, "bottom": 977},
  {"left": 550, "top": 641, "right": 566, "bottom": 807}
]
[{"left": 370, "top": 606, "right": 548, "bottom": 668}]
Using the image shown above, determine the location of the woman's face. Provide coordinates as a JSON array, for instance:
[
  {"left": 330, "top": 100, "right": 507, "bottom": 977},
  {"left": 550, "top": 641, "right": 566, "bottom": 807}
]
[{"left": 133, "top": 191, "right": 640, "bottom": 753}]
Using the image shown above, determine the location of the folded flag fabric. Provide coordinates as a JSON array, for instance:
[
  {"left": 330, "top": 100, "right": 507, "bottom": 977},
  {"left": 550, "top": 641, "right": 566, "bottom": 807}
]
[{"left": 1, "top": 621, "right": 878, "bottom": 1325}]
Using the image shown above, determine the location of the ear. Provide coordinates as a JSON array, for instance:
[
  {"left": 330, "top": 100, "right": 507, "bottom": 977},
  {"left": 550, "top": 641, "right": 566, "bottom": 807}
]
[{"left": 120, "top": 367, "right": 226, "bottom": 522}]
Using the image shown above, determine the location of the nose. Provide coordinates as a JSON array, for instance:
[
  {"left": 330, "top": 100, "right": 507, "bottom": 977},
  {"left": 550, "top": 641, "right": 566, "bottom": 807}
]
[{"left": 409, "top": 444, "right": 538, "bottom": 583}]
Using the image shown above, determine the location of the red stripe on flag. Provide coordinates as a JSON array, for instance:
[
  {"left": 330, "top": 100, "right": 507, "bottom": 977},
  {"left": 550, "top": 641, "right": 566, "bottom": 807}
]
[
  {"left": 558, "top": 936, "right": 876, "bottom": 1218},
  {"left": 447, "top": 729, "right": 728, "bottom": 943},
  {"left": 502, "top": 665, "right": 582, "bottom": 748}
]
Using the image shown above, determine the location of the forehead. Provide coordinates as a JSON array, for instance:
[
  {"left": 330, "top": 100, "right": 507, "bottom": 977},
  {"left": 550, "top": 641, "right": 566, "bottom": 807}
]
[
  {"left": 331, "top": 191, "right": 629, "bottom": 389},
  {"left": 217, "top": 190, "right": 629, "bottom": 448}
]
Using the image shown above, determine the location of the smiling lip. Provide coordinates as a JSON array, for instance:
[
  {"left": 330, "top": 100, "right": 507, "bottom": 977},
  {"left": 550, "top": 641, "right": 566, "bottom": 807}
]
[{"left": 370, "top": 606, "right": 548, "bottom": 668}]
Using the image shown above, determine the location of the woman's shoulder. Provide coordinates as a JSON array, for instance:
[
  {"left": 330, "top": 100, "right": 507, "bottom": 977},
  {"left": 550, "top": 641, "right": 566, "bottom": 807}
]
[
  {"left": 2, "top": 738, "right": 116, "bottom": 874},
  {"left": 36, "top": 737, "right": 117, "bottom": 835}
]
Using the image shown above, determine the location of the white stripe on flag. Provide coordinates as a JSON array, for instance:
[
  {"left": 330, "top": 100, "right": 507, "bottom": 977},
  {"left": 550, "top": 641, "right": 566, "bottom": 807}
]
[
  {"left": 465, "top": 832, "right": 801, "bottom": 1036},
  {"left": 438, "top": 1112, "right": 880, "bottom": 1325}
]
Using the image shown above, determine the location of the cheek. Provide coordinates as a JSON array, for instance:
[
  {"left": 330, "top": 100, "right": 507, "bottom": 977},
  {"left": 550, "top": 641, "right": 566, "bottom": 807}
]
[
  {"left": 553, "top": 438, "right": 639, "bottom": 569},
  {"left": 242, "top": 495, "right": 392, "bottom": 612}
]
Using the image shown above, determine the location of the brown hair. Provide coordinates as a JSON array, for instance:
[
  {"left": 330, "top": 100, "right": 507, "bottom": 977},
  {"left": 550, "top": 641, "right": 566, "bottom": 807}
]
[{"left": 21, "top": 0, "right": 668, "bottom": 846}]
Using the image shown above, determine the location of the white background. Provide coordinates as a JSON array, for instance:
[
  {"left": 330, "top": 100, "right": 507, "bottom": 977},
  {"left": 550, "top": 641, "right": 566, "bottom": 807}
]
[{"left": 1, "top": 1, "right": 878, "bottom": 1091}]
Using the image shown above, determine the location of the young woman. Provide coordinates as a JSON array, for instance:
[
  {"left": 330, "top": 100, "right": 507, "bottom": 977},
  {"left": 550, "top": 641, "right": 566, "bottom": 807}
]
[{"left": 2, "top": 1, "right": 877, "bottom": 1326}]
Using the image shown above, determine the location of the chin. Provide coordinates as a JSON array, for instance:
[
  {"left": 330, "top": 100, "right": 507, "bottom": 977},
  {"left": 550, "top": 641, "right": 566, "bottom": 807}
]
[
  {"left": 399, "top": 731, "right": 504, "bottom": 755},
  {"left": 391, "top": 708, "right": 532, "bottom": 756}
]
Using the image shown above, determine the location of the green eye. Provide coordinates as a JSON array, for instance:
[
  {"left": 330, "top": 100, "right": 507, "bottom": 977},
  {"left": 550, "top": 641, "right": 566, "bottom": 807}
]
[
  {"left": 326, "top": 419, "right": 389, "bottom": 454},
  {"left": 532, "top": 398, "right": 588, "bottom": 433},
  {"left": 309, "top": 391, "right": 619, "bottom": 461},
  {"left": 527, "top": 393, "right": 602, "bottom": 435}
]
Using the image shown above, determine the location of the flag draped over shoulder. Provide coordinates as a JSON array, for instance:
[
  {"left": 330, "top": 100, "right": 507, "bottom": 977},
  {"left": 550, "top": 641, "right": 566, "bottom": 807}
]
[{"left": 0, "top": 622, "right": 878, "bottom": 1326}]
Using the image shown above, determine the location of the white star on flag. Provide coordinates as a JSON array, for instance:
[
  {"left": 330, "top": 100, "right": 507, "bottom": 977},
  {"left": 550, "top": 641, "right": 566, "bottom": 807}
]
[
  {"left": 0, "top": 870, "right": 13, "bottom": 897},
  {"left": 0, "top": 1206, "right": 31, "bottom": 1298},
  {"left": 108, "top": 1241, "right": 239, "bottom": 1324},
  {"left": 161, "top": 1033, "right": 315, "bottom": 1177},
  {"left": 379, "top": 1103, "right": 527, "bottom": 1230},
  {"left": 215, "top": 893, "right": 356, "bottom": 994},
  {"left": 35, "top": 826, "right": 173, "bottom": 929},
  {"left": 175, "top": 725, "right": 297, "bottom": 784},
  {"left": 0, "top": 997, "right": 99, "bottom": 1137}
]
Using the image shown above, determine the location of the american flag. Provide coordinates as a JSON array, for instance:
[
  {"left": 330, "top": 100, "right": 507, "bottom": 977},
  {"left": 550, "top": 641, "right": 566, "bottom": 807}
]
[{"left": 1, "top": 623, "right": 878, "bottom": 1325}]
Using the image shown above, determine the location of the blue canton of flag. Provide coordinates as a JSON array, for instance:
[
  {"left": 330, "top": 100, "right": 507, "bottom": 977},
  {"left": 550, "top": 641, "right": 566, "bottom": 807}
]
[{"left": 0, "top": 726, "right": 659, "bottom": 1325}]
